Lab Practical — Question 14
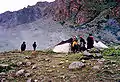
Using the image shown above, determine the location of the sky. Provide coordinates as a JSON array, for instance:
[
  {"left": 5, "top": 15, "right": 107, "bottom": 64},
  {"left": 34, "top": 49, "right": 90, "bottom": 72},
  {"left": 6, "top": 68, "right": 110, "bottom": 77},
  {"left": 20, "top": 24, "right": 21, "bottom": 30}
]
[{"left": 0, "top": 0, "right": 55, "bottom": 14}]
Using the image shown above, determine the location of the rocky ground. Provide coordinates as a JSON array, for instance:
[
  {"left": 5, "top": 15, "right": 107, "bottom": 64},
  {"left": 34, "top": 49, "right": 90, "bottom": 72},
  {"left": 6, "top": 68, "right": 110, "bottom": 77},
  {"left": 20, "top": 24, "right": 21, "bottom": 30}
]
[{"left": 0, "top": 48, "right": 120, "bottom": 82}]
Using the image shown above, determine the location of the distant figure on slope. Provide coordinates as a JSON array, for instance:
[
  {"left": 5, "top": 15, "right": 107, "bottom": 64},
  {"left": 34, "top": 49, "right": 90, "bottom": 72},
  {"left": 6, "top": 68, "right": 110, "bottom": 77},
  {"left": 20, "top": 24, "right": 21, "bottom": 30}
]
[
  {"left": 87, "top": 34, "right": 94, "bottom": 49},
  {"left": 79, "top": 36, "right": 86, "bottom": 51},
  {"left": 21, "top": 42, "right": 26, "bottom": 51},
  {"left": 33, "top": 42, "right": 37, "bottom": 51}
]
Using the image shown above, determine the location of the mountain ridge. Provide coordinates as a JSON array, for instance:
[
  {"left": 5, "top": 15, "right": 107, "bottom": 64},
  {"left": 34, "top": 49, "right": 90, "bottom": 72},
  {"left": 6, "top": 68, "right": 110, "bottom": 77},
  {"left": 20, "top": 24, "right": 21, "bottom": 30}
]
[{"left": 0, "top": 0, "right": 120, "bottom": 51}]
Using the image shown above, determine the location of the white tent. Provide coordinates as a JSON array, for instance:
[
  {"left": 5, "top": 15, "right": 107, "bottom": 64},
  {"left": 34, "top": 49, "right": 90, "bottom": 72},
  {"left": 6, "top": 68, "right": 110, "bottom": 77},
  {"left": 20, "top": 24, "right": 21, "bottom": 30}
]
[
  {"left": 53, "top": 40, "right": 108, "bottom": 53},
  {"left": 94, "top": 41, "right": 108, "bottom": 49},
  {"left": 85, "top": 40, "right": 108, "bottom": 49},
  {"left": 53, "top": 43, "right": 71, "bottom": 53}
]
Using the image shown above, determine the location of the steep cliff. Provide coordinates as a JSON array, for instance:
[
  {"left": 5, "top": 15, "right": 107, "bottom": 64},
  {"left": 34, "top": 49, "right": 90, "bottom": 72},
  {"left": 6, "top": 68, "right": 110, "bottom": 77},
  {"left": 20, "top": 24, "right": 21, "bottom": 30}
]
[{"left": 53, "top": 0, "right": 120, "bottom": 25}]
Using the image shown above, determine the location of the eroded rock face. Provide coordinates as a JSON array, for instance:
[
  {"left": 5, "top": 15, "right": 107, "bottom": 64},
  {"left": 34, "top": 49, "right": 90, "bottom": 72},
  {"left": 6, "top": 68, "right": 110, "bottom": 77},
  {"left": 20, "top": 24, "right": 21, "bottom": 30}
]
[
  {"left": 53, "top": 0, "right": 120, "bottom": 24},
  {"left": 53, "top": 0, "right": 89, "bottom": 24}
]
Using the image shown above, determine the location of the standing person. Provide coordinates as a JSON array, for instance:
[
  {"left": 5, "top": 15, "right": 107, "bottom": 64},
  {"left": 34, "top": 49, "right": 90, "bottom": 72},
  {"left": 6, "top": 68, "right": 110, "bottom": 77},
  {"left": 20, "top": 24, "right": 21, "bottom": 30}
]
[
  {"left": 79, "top": 36, "right": 86, "bottom": 51},
  {"left": 33, "top": 42, "right": 37, "bottom": 51},
  {"left": 87, "top": 34, "right": 94, "bottom": 49},
  {"left": 21, "top": 42, "right": 26, "bottom": 51},
  {"left": 72, "top": 39, "right": 78, "bottom": 53}
]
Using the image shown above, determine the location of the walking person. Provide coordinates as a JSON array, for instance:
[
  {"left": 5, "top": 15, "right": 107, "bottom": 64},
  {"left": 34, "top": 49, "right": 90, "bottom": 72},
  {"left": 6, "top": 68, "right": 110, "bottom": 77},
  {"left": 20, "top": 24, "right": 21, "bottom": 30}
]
[
  {"left": 21, "top": 42, "right": 26, "bottom": 52},
  {"left": 33, "top": 42, "right": 37, "bottom": 51}
]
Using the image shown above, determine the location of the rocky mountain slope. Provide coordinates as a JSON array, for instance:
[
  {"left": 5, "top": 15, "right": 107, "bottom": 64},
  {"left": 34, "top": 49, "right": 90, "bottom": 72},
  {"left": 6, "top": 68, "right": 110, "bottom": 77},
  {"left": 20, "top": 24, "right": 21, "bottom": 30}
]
[
  {"left": 0, "top": 0, "right": 119, "bottom": 27},
  {"left": 0, "top": 2, "right": 54, "bottom": 27},
  {"left": 0, "top": 0, "right": 120, "bottom": 51},
  {"left": 53, "top": 0, "right": 120, "bottom": 43},
  {"left": 0, "top": 18, "right": 76, "bottom": 51},
  {"left": 54, "top": 0, "right": 120, "bottom": 24}
]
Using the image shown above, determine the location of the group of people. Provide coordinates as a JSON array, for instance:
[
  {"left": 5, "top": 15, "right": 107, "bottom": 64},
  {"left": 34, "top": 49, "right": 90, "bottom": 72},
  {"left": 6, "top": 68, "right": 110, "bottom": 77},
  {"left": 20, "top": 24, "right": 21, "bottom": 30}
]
[
  {"left": 20, "top": 34, "right": 94, "bottom": 53},
  {"left": 21, "top": 42, "right": 37, "bottom": 51},
  {"left": 71, "top": 34, "right": 94, "bottom": 53}
]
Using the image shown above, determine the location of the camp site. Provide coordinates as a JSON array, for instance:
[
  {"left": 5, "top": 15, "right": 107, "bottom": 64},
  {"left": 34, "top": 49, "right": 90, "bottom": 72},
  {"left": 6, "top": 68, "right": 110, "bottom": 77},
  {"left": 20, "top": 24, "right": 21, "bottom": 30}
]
[
  {"left": 0, "top": 35, "right": 120, "bottom": 82},
  {"left": 0, "top": 0, "right": 120, "bottom": 82}
]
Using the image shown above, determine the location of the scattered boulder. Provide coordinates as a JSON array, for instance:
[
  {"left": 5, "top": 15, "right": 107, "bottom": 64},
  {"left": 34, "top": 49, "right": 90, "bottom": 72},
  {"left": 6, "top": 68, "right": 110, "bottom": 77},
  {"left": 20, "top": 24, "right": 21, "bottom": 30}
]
[
  {"left": 1, "top": 78, "right": 6, "bottom": 82},
  {"left": 27, "top": 78, "right": 32, "bottom": 82},
  {"left": 81, "top": 60, "right": 86, "bottom": 63},
  {"left": 45, "top": 58, "right": 50, "bottom": 62},
  {"left": 45, "top": 64, "right": 49, "bottom": 67},
  {"left": 104, "top": 65, "right": 109, "bottom": 69},
  {"left": 17, "top": 62, "right": 23, "bottom": 66},
  {"left": 0, "top": 64, "right": 9, "bottom": 68},
  {"left": 24, "top": 56, "right": 31, "bottom": 59},
  {"left": 69, "top": 61, "right": 85, "bottom": 70},
  {"left": 103, "top": 70, "right": 114, "bottom": 74},
  {"left": 32, "top": 65, "right": 37, "bottom": 69},
  {"left": 58, "top": 61, "right": 64, "bottom": 65},
  {"left": 117, "top": 69, "right": 120, "bottom": 71},
  {"left": 62, "top": 66, "right": 65, "bottom": 69},
  {"left": 47, "top": 70, "right": 53, "bottom": 73},
  {"left": 83, "top": 51, "right": 92, "bottom": 57},
  {"left": 65, "top": 60, "right": 69, "bottom": 63},
  {"left": 97, "top": 58, "right": 105, "bottom": 64},
  {"left": 52, "top": 65, "right": 56, "bottom": 68},
  {"left": 0, "top": 64, "right": 10, "bottom": 73},
  {"left": 0, "top": 72, "right": 7, "bottom": 78},
  {"left": 25, "top": 73, "right": 31, "bottom": 77},
  {"left": 59, "top": 75, "right": 66, "bottom": 79},
  {"left": 89, "top": 48, "right": 100, "bottom": 53},
  {"left": 92, "top": 65, "right": 100, "bottom": 70},
  {"left": 8, "top": 70, "right": 16, "bottom": 78},
  {"left": 111, "top": 60, "right": 117, "bottom": 64},
  {"left": 81, "top": 51, "right": 94, "bottom": 60},
  {"left": 34, "top": 79, "right": 38, "bottom": 82},
  {"left": 106, "top": 60, "right": 117, "bottom": 65},
  {"left": 16, "top": 69, "right": 25, "bottom": 76},
  {"left": 99, "top": 58, "right": 105, "bottom": 62},
  {"left": 95, "top": 53, "right": 103, "bottom": 58},
  {"left": 26, "top": 62, "right": 32, "bottom": 66},
  {"left": 109, "top": 53, "right": 116, "bottom": 56},
  {"left": 57, "top": 70, "right": 60, "bottom": 73}
]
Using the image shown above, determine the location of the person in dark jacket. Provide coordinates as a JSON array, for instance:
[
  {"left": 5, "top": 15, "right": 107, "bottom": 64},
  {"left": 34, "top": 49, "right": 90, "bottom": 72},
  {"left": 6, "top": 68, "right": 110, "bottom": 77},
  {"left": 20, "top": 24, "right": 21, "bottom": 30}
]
[
  {"left": 33, "top": 42, "right": 37, "bottom": 51},
  {"left": 87, "top": 34, "right": 94, "bottom": 49},
  {"left": 21, "top": 42, "right": 26, "bottom": 51},
  {"left": 79, "top": 36, "right": 86, "bottom": 51}
]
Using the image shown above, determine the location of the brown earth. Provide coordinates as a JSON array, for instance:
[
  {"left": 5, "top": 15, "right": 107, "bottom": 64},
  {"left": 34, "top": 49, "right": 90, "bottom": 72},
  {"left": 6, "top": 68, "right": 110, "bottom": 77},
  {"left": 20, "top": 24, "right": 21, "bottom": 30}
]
[{"left": 0, "top": 50, "right": 120, "bottom": 82}]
